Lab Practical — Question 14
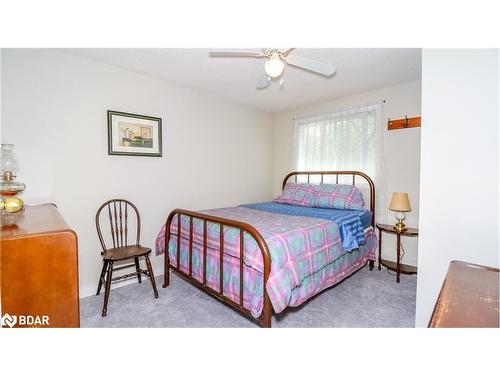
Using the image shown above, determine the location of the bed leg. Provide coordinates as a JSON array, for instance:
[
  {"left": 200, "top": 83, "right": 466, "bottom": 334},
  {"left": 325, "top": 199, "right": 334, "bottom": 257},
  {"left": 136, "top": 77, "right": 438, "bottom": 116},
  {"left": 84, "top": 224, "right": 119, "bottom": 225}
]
[
  {"left": 163, "top": 226, "right": 171, "bottom": 288},
  {"left": 163, "top": 267, "right": 170, "bottom": 288},
  {"left": 262, "top": 293, "right": 272, "bottom": 328},
  {"left": 262, "top": 313, "right": 271, "bottom": 328},
  {"left": 163, "top": 248, "right": 170, "bottom": 288},
  {"left": 369, "top": 259, "right": 374, "bottom": 271}
]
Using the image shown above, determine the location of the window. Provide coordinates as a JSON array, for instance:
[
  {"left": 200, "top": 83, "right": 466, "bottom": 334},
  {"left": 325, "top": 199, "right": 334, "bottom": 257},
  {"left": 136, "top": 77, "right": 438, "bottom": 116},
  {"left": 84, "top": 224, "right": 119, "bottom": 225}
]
[
  {"left": 294, "top": 103, "right": 386, "bottom": 220},
  {"left": 294, "top": 104, "right": 381, "bottom": 178}
]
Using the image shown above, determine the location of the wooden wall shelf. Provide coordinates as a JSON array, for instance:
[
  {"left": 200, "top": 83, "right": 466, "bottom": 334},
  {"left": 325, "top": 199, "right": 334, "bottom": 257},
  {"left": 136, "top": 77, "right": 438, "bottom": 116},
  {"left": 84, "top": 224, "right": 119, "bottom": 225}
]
[{"left": 388, "top": 116, "right": 421, "bottom": 130}]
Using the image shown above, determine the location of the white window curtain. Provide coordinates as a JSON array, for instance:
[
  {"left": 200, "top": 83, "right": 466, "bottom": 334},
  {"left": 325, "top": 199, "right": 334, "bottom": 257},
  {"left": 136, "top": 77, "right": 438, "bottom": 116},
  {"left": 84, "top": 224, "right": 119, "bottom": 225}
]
[{"left": 293, "top": 103, "right": 387, "bottom": 222}]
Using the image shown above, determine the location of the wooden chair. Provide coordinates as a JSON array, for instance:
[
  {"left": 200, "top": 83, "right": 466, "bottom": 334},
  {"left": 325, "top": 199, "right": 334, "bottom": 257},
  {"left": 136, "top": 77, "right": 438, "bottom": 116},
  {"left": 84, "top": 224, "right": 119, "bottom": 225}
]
[{"left": 95, "top": 199, "right": 159, "bottom": 317}]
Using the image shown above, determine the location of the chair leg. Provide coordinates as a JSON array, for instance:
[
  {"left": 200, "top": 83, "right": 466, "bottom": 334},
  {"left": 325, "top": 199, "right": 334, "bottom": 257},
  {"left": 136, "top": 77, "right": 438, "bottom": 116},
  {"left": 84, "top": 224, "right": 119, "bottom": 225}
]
[
  {"left": 96, "top": 260, "right": 108, "bottom": 295},
  {"left": 134, "top": 257, "right": 142, "bottom": 283},
  {"left": 102, "top": 261, "right": 114, "bottom": 317},
  {"left": 144, "top": 254, "right": 159, "bottom": 298}
]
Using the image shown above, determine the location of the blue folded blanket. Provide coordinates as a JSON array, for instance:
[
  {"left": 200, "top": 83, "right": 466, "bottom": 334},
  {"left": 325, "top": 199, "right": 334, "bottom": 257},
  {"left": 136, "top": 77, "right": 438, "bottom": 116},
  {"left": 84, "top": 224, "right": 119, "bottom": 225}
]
[{"left": 240, "top": 202, "right": 371, "bottom": 252}]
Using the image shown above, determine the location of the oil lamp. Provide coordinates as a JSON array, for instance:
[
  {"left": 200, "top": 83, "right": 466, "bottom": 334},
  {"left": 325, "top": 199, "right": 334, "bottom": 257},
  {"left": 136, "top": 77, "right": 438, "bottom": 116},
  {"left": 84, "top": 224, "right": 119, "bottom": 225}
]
[{"left": 1, "top": 144, "right": 26, "bottom": 225}]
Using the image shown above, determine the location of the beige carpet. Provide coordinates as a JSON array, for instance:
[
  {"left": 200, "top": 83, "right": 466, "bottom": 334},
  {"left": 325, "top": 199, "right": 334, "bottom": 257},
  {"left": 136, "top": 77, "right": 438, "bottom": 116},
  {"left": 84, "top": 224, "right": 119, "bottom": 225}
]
[{"left": 80, "top": 264, "right": 417, "bottom": 328}]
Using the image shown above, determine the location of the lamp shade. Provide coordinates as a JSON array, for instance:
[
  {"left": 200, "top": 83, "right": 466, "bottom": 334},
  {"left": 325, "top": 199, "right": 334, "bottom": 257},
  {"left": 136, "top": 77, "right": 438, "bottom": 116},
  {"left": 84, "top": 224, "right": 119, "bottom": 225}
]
[{"left": 389, "top": 192, "right": 411, "bottom": 212}]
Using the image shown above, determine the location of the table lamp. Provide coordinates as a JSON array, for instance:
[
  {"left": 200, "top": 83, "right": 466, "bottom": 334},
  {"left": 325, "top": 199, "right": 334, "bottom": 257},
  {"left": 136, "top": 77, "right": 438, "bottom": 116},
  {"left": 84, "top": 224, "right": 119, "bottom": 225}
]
[{"left": 389, "top": 192, "right": 411, "bottom": 232}]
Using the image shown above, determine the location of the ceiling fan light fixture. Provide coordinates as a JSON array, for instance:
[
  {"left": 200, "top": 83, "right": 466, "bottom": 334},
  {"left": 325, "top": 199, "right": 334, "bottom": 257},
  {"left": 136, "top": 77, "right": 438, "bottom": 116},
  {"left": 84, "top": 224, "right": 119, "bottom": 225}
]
[
  {"left": 264, "top": 53, "right": 285, "bottom": 78},
  {"left": 208, "top": 48, "right": 337, "bottom": 90}
]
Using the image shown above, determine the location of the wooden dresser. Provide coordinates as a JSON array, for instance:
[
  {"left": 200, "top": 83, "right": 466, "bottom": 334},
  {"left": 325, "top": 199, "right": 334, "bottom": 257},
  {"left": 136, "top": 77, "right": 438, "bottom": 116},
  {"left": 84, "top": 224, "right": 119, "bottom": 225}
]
[
  {"left": 429, "top": 260, "right": 499, "bottom": 328},
  {"left": 1, "top": 204, "right": 79, "bottom": 327}
]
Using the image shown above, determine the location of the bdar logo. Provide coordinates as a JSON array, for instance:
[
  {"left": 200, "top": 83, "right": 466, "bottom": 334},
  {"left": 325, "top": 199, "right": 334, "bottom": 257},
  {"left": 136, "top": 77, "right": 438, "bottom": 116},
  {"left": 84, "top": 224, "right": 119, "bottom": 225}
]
[
  {"left": 1, "top": 314, "right": 49, "bottom": 327},
  {"left": 1, "top": 313, "right": 17, "bottom": 328}
]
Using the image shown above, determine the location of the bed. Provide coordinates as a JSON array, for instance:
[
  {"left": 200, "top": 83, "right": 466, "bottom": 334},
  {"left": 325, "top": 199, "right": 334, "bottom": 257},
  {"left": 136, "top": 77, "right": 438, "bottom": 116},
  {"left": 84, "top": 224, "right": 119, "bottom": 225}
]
[{"left": 156, "top": 171, "right": 377, "bottom": 327}]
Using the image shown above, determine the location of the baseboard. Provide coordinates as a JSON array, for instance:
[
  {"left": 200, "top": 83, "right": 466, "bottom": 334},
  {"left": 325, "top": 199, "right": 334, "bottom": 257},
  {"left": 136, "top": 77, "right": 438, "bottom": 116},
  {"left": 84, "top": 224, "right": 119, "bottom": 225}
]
[{"left": 79, "top": 271, "right": 164, "bottom": 299}]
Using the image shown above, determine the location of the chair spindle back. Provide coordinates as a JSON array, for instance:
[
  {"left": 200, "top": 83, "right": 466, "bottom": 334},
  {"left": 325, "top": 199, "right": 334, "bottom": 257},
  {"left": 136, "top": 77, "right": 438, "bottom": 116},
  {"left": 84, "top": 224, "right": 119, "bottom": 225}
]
[{"left": 96, "top": 199, "right": 141, "bottom": 252}]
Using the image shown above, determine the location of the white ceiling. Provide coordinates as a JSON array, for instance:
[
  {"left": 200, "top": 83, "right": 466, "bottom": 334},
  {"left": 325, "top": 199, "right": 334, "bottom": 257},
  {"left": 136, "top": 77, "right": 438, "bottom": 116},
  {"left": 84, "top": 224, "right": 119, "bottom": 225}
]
[{"left": 64, "top": 48, "right": 421, "bottom": 114}]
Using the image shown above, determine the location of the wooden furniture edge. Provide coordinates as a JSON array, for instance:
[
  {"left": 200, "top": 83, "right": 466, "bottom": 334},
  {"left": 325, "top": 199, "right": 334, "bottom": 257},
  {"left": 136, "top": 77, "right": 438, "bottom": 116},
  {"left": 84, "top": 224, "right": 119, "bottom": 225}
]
[
  {"left": 376, "top": 224, "right": 418, "bottom": 236},
  {"left": 428, "top": 260, "right": 500, "bottom": 327},
  {"left": 1, "top": 228, "right": 78, "bottom": 241},
  {"left": 379, "top": 259, "right": 417, "bottom": 274}
]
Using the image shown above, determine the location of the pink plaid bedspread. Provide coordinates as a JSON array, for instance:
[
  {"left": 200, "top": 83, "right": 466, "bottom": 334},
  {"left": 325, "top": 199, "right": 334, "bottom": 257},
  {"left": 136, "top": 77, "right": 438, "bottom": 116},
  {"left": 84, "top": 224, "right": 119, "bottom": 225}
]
[{"left": 155, "top": 206, "right": 377, "bottom": 318}]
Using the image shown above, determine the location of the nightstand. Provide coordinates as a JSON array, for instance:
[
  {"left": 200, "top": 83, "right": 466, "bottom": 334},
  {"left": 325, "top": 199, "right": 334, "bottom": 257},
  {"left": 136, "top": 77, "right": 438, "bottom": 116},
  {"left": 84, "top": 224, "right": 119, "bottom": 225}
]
[{"left": 376, "top": 223, "right": 418, "bottom": 283}]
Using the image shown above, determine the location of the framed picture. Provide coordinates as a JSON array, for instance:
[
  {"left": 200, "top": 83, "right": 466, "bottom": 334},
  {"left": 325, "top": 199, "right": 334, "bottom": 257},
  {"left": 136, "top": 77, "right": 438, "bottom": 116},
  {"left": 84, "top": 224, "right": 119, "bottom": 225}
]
[{"left": 107, "top": 110, "right": 162, "bottom": 157}]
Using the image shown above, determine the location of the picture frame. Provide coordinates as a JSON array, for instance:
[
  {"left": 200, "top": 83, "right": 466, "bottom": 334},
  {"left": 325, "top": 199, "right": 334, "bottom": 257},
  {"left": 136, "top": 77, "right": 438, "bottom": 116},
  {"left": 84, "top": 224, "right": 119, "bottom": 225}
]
[{"left": 107, "top": 110, "right": 162, "bottom": 157}]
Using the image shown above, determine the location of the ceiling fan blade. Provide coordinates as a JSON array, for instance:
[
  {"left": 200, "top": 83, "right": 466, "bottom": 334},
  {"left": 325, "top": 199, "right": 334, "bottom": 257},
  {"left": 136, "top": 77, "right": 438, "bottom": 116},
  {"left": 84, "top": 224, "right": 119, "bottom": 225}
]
[
  {"left": 278, "top": 48, "right": 294, "bottom": 56},
  {"left": 256, "top": 75, "right": 270, "bottom": 90},
  {"left": 284, "top": 54, "right": 336, "bottom": 76},
  {"left": 209, "top": 50, "right": 265, "bottom": 58}
]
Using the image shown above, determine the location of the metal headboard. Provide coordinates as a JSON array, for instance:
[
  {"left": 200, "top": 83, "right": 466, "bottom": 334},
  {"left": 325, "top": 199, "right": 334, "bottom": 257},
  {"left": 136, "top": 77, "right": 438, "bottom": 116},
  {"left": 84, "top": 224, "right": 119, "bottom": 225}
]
[{"left": 282, "top": 171, "right": 376, "bottom": 227}]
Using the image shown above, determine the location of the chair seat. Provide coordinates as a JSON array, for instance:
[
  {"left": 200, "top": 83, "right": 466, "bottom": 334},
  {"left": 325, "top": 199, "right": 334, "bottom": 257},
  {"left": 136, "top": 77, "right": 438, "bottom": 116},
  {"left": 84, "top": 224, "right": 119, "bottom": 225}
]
[{"left": 102, "top": 245, "right": 151, "bottom": 261}]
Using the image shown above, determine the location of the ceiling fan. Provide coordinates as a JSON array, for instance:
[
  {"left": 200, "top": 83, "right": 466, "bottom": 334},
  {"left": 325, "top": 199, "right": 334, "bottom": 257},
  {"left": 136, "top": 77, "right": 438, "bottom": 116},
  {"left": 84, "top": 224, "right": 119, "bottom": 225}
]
[{"left": 208, "top": 48, "right": 336, "bottom": 89}]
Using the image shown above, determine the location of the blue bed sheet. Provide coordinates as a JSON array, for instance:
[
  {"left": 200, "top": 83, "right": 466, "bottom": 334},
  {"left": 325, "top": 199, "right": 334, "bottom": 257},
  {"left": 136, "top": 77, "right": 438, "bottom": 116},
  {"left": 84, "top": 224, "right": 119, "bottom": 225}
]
[{"left": 240, "top": 202, "right": 372, "bottom": 252}]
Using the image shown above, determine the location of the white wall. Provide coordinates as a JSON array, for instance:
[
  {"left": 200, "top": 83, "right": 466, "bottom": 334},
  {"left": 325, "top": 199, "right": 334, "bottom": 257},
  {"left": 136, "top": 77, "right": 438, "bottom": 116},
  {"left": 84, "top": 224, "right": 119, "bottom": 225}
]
[
  {"left": 1, "top": 49, "right": 274, "bottom": 297},
  {"left": 272, "top": 80, "right": 422, "bottom": 266},
  {"left": 415, "top": 49, "right": 499, "bottom": 327}
]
